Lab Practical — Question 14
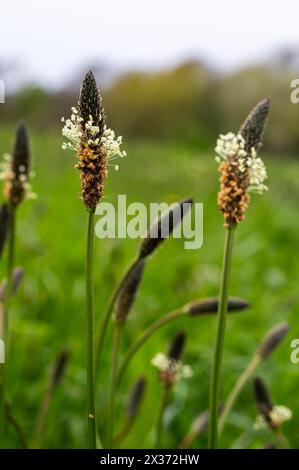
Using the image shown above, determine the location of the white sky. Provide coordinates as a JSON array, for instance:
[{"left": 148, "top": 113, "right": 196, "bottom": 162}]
[{"left": 1, "top": 0, "right": 299, "bottom": 88}]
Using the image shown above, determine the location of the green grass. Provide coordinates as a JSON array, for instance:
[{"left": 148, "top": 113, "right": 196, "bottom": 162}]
[{"left": 0, "top": 128, "right": 298, "bottom": 448}]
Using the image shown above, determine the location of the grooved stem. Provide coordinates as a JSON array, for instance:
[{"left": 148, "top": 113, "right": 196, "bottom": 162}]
[
  {"left": 106, "top": 323, "right": 121, "bottom": 447},
  {"left": 208, "top": 227, "right": 235, "bottom": 449},
  {"left": 219, "top": 354, "right": 261, "bottom": 434},
  {"left": 0, "top": 204, "right": 16, "bottom": 444},
  {"left": 86, "top": 210, "right": 96, "bottom": 449}
]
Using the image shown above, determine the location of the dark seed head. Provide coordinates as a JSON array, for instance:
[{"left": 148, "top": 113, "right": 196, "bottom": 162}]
[
  {"left": 12, "top": 122, "right": 30, "bottom": 180},
  {"left": 0, "top": 267, "right": 24, "bottom": 302},
  {"left": 6, "top": 122, "right": 31, "bottom": 206},
  {"left": 0, "top": 203, "right": 9, "bottom": 258},
  {"left": 126, "top": 376, "right": 146, "bottom": 420},
  {"left": 258, "top": 322, "right": 290, "bottom": 360},
  {"left": 253, "top": 377, "right": 273, "bottom": 420},
  {"left": 51, "top": 350, "right": 70, "bottom": 387},
  {"left": 185, "top": 296, "right": 249, "bottom": 316},
  {"left": 239, "top": 98, "right": 270, "bottom": 153},
  {"left": 114, "top": 259, "right": 145, "bottom": 324},
  {"left": 139, "top": 198, "right": 193, "bottom": 259},
  {"left": 78, "top": 71, "right": 105, "bottom": 133},
  {"left": 11, "top": 267, "right": 24, "bottom": 297},
  {"left": 167, "top": 331, "right": 186, "bottom": 361}
]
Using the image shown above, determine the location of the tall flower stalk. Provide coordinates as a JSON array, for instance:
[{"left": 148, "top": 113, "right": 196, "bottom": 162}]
[
  {"left": 61, "top": 71, "right": 125, "bottom": 448},
  {"left": 0, "top": 203, "right": 9, "bottom": 441},
  {"left": 2, "top": 123, "right": 32, "bottom": 335},
  {"left": 208, "top": 99, "right": 270, "bottom": 449}
]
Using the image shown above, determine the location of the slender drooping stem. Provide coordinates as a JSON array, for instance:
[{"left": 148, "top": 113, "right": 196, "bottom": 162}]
[
  {"left": 275, "top": 428, "right": 290, "bottom": 449},
  {"left": 5, "top": 403, "right": 27, "bottom": 449},
  {"left": 117, "top": 309, "right": 183, "bottom": 384},
  {"left": 114, "top": 419, "right": 130, "bottom": 446},
  {"left": 219, "top": 354, "right": 261, "bottom": 434},
  {"left": 86, "top": 210, "right": 97, "bottom": 449},
  {"left": 33, "top": 385, "right": 54, "bottom": 448},
  {"left": 5, "top": 204, "right": 16, "bottom": 345},
  {"left": 95, "top": 258, "right": 139, "bottom": 382},
  {"left": 106, "top": 323, "right": 121, "bottom": 448},
  {"left": 0, "top": 204, "right": 16, "bottom": 442},
  {"left": 155, "top": 384, "right": 171, "bottom": 448},
  {"left": 208, "top": 227, "right": 235, "bottom": 449}
]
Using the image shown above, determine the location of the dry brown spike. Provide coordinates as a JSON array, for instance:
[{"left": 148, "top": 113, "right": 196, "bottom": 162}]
[
  {"left": 139, "top": 198, "right": 193, "bottom": 258},
  {"left": 114, "top": 259, "right": 145, "bottom": 324}
]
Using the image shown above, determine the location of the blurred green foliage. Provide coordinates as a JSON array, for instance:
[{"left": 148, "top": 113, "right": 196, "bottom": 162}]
[
  {"left": 0, "top": 129, "right": 298, "bottom": 448},
  {"left": 2, "top": 60, "right": 299, "bottom": 152}
]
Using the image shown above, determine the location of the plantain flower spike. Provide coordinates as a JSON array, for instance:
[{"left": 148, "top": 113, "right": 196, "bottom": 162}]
[
  {"left": 215, "top": 99, "right": 270, "bottom": 228},
  {"left": 61, "top": 71, "right": 126, "bottom": 211},
  {"left": 1, "top": 123, "right": 34, "bottom": 206},
  {"left": 253, "top": 377, "right": 292, "bottom": 431},
  {"left": 151, "top": 331, "right": 193, "bottom": 385}
]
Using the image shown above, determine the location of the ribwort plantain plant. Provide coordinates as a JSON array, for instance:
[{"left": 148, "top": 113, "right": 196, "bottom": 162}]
[
  {"left": 117, "top": 296, "right": 249, "bottom": 384},
  {"left": 152, "top": 331, "right": 192, "bottom": 448},
  {"left": 208, "top": 99, "right": 270, "bottom": 448},
  {"left": 61, "top": 71, "right": 125, "bottom": 448},
  {"left": 95, "top": 198, "right": 193, "bottom": 381},
  {"left": 253, "top": 377, "right": 291, "bottom": 448},
  {"left": 33, "top": 350, "right": 69, "bottom": 448}
]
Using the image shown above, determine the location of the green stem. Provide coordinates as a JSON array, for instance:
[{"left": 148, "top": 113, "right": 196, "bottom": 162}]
[
  {"left": 219, "top": 354, "right": 261, "bottom": 434},
  {"left": 114, "top": 418, "right": 131, "bottom": 447},
  {"left": 33, "top": 385, "right": 53, "bottom": 448},
  {"left": 106, "top": 323, "right": 121, "bottom": 448},
  {"left": 0, "top": 204, "right": 16, "bottom": 444},
  {"left": 208, "top": 227, "right": 235, "bottom": 449},
  {"left": 95, "top": 258, "right": 139, "bottom": 384},
  {"left": 155, "top": 384, "right": 171, "bottom": 448},
  {"left": 117, "top": 309, "right": 184, "bottom": 384},
  {"left": 86, "top": 210, "right": 96, "bottom": 449},
  {"left": 275, "top": 428, "right": 290, "bottom": 449},
  {"left": 5, "top": 403, "right": 28, "bottom": 449}
]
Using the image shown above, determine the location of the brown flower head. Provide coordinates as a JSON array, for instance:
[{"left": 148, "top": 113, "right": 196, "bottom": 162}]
[
  {"left": 126, "top": 376, "right": 146, "bottom": 420},
  {"left": 114, "top": 259, "right": 145, "bottom": 324},
  {"left": 62, "top": 71, "right": 126, "bottom": 211},
  {"left": 215, "top": 99, "right": 270, "bottom": 228},
  {"left": 2, "top": 123, "right": 32, "bottom": 206},
  {"left": 152, "top": 331, "right": 192, "bottom": 386},
  {"left": 257, "top": 322, "right": 289, "bottom": 360},
  {"left": 50, "top": 349, "right": 70, "bottom": 387},
  {"left": 139, "top": 198, "right": 193, "bottom": 259},
  {"left": 0, "top": 203, "right": 9, "bottom": 257},
  {"left": 253, "top": 377, "right": 292, "bottom": 431},
  {"left": 185, "top": 296, "right": 249, "bottom": 316}
]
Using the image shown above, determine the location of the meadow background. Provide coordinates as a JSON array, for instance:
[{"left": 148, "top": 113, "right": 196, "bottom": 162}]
[{"left": 1, "top": 0, "right": 299, "bottom": 450}]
